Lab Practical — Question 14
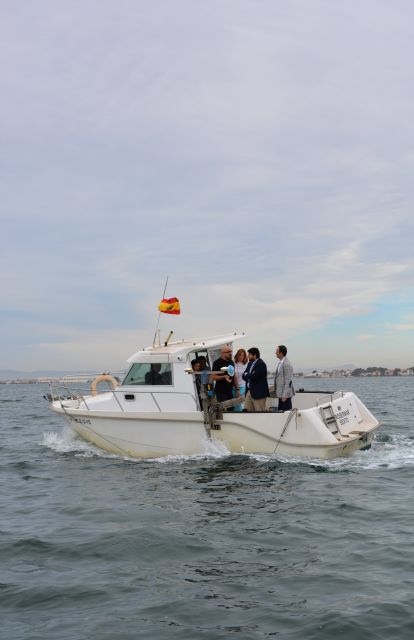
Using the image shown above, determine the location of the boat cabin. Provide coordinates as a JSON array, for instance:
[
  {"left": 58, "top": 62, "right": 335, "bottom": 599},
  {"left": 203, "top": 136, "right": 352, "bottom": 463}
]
[{"left": 120, "top": 333, "right": 245, "bottom": 411}]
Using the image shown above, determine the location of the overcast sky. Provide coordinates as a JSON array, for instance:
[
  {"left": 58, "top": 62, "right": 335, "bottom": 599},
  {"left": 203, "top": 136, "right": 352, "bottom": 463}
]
[{"left": 1, "top": 0, "right": 414, "bottom": 372}]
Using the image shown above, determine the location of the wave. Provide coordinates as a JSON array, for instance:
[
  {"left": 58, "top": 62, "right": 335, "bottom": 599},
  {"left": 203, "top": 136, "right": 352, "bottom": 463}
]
[
  {"left": 41, "top": 429, "right": 119, "bottom": 459},
  {"left": 41, "top": 429, "right": 231, "bottom": 463},
  {"left": 42, "top": 427, "right": 413, "bottom": 471},
  {"left": 150, "top": 437, "right": 231, "bottom": 463},
  {"left": 257, "top": 433, "right": 414, "bottom": 472}
]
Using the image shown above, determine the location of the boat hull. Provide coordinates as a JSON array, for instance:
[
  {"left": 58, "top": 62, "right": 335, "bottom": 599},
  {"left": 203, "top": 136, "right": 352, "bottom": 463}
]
[
  {"left": 217, "top": 423, "right": 375, "bottom": 459},
  {"left": 61, "top": 411, "right": 208, "bottom": 458},
  {"left": 52, "top": 402, "right": 380, "bottom": 460}
]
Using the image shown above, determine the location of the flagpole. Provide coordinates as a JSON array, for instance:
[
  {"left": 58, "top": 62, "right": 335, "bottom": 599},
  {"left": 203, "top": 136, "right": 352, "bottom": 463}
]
[{"left": 153, "top": 276, "right": 169, "bottom": 347}]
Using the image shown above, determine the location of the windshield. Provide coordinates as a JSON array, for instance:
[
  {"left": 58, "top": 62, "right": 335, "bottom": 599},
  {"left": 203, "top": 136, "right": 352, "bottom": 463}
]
[{"left": 122, "top": 363, "right": 173, "bottom": 386}]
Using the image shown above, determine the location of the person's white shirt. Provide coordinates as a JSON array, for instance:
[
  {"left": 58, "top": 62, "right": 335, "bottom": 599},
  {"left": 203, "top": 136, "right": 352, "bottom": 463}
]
[
  {"left": 276, "top": 356, "right": 285, "bottom": 375},
  {"left": 235, "top": 361, "right": 247, "bottom": 389}
]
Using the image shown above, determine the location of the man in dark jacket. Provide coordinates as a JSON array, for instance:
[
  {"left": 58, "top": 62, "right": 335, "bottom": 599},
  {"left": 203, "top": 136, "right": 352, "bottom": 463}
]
[
  {"left": 211, "top": 345, "right": 239, "bottom": 410},
  {"left": 242, "top": 347, "right": 269, "bottom": 412}
]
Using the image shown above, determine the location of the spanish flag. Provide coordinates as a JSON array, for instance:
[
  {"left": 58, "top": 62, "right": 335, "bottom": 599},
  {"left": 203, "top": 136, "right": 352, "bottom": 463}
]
[{"left": 158, "top": 297, "right": 181, "bottom": 315}]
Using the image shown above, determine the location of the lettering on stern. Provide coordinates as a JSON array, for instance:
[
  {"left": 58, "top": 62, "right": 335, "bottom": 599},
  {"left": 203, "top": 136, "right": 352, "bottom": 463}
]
[
  {"left": 334, "top": 407, "right": 351, "bottom": 426},
  {"left": 69, "top": 416, "right": 92, "bottom": 426}
]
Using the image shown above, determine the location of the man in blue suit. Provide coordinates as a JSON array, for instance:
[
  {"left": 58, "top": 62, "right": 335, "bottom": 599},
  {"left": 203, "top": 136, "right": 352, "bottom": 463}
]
[{"left": 242, "top": 347, "right": 269, "bottom": 412}]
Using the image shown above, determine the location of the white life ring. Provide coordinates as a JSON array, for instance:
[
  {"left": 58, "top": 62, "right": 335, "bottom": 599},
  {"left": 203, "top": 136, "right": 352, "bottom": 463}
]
[{"left": 91, "top": 374, "right": 118, "bottom": 396}]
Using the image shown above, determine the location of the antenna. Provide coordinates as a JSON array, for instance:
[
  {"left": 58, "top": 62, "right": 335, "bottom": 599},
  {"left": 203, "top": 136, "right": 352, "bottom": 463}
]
[
  {"left": 164, "top": 330, "right": 173, "bottom": 346},
  {"left": 153, "top": 276, "right": 169, "bottom": 347}
]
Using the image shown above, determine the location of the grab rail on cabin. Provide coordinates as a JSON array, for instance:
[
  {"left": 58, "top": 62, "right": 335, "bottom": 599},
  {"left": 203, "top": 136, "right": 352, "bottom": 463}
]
[{"left": 47, "top": 382, "right": 198, "bottom": 413}]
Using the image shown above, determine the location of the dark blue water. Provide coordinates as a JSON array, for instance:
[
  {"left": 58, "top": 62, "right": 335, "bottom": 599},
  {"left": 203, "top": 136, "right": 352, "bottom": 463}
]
[{"left": 1, "top": 378, "right": 413, "bottom": 639}]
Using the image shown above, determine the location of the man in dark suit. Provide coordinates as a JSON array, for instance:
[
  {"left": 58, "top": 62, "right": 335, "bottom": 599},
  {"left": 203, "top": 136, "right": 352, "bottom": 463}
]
[{"left": 242, "top": 347, "right": 269, "bottom": 412}]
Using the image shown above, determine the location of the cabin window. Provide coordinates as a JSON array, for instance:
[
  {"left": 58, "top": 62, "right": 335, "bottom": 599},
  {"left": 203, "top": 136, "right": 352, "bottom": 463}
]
[
  {"left": 188, "top": 350, "right": 210, "bottom": 368},
  {"left": 122, "top": 363, "right": 173, "bottom": 386}
]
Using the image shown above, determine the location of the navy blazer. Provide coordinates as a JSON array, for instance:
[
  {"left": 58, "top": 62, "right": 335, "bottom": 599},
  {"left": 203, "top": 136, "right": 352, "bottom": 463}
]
[{"left": 242, "top": 358, "right": 269, "bottom": 400}]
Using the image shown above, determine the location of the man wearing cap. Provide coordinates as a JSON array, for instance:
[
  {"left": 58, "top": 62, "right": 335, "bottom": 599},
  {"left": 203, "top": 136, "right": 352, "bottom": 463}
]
[{"left": 242, "top": 347, "right": 269, "bottom": 412}]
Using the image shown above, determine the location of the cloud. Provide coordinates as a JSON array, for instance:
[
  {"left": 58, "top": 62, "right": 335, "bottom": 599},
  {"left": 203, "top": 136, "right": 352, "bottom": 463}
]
[
  {"left": 388, "top": 323, "right": 414, "bottom": 331},
  {"left": 32, "top": 328, "right": 147, "bottom": 372},
  {"left": 2, "top": 1, "right": 414, "bottom": 369}
]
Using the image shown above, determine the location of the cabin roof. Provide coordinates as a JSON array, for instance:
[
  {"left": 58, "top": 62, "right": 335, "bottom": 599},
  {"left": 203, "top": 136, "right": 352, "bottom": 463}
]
[{"left": 127, "top": 333, "right": 246, "bottom": 363}]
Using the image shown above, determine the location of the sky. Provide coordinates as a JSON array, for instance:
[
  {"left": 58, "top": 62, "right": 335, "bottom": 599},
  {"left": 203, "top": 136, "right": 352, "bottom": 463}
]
[{"left": 1, "top": 0, "right": 414, "bottom": 373}]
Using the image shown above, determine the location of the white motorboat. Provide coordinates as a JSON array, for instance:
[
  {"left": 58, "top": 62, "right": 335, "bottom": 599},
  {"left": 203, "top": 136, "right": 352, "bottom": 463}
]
[{"left": 49, "top": 333, "right": 381, "bottom": 459}]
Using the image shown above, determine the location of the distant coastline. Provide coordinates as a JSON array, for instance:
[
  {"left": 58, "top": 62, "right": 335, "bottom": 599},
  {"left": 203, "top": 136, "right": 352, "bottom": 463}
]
[
  {"left": 294, "top": 366, "right": 414, "bottom": 379},
  {"left": 1, "top": 365, "right": 413, "bottom": 384},
  {"left": 0, "top": 371, "right": 125, "bottom": 384}
]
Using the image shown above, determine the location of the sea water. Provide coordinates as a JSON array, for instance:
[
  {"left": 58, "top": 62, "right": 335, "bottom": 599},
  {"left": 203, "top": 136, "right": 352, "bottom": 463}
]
[{"left": 1, "top": 378, "right": 413, "bottom": 639}]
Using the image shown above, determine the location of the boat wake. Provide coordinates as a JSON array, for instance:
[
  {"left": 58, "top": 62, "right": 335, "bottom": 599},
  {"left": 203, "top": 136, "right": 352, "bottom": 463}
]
[
  {"left": 150, "top": 437, "right": 231, "bottom": 463},
  {"left": 41, "top": 429, "right": 231, "bottom": 462},
  {"left": 42, "top": 428, "right": 120, "bottom": 459},
  {"left": 350, "top": 433, "right": 414, "bottom": 470},
  {"left": 42, "top": 429, "right": 412, "bottom": 471},
  {"left": 261, "top": 432, "right": 414, "bottom": 472}
]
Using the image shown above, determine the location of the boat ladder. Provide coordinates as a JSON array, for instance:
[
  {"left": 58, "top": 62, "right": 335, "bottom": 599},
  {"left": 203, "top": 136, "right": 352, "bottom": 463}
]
[{"left": 320, "top": 405, "right": 342, "bottom": 439}]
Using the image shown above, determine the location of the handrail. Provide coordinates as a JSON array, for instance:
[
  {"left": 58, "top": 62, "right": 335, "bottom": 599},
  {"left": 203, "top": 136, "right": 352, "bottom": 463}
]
[
  {"left": 216, "top": 394, "right": 246, "bottom": 411},
  {"left": 48, "top": 382, "right": 198, "bottom": 413},
  {"left": 316, "top": 390, "right": 344, "bottom": 406},
  {"left": 273, "top": 409, "right": 298, "bottom": 453}
]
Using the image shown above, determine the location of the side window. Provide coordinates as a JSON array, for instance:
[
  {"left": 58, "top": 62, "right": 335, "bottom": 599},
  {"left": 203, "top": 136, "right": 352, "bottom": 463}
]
[
  {"left": 188, "top": 351, "right": 210, "bottom": 368},
  {"left": 122, "top": 363, "right": 173, "bottom": 386}
]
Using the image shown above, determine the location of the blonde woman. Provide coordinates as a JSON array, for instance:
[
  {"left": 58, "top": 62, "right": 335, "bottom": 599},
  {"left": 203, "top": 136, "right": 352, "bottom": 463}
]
[{"left": 234, "top": 348, "right": 248, "bottom": 412}]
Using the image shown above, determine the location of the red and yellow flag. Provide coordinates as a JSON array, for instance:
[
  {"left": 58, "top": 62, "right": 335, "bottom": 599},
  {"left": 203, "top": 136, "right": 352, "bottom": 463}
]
[{"left": 158, "top": 297, "right": 181, "bottom": 315}]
